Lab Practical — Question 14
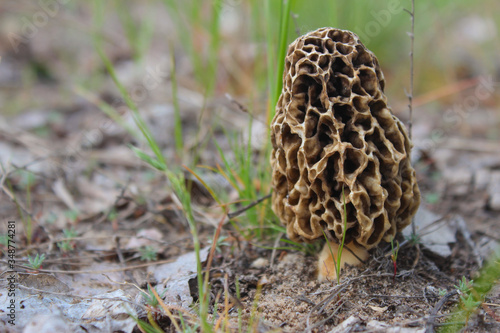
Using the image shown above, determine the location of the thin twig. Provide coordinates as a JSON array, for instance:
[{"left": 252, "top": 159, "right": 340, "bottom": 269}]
[
  {"left": 306, "top": 285, "right": 347, "bottom": 332},
  {"left": 227, "top": 193, "right": 271, "bottom": 219},
  {"left": 17, "top": 284, "right": 147, "bottom": 310},
  {"left": 425, "top": 289, "right": 458, "bottom": 333},
  {"left": 365, "top": 294, "right": 440, "bottom": 299},
  {"left": 404, "top": 0, "right": 421, "bottom": 266},
  {"left": 404, "top": 0, "right": 415, "bottom": 141},
  {"left": 114, "top": 235, "right": 139, "bottom": 286},
  {"left": 225, "top": 93, "right": 249, "bottom": 114},
  {"left": 270, "top": 232, "right": 284, "bottom": 269},
  {"left": 482, "top": 303, "right": 500, "bottom": 322},
  {"left": 4, "top": 259, "right": 175, "bottom": 274}
]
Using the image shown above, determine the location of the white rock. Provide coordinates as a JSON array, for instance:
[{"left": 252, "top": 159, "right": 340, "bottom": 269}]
[
  {"left": 329, "top": 315, "right": 360, "bottom": 333},
  {"left": 23, "top": 315, "right": 70, "bottom": 333},
  {"left": 474, "top": 168, "right": 490, "bottom": 191},
  {"left": 81, "top": 290, "right": 137, "bottom": 332},
  {"left": 366, "top": 320, "right": 425, "bottom": 332},
  {"left": 148, "top": 247, "right": 210, "bottom": 309},
  {"left": 251, "top": 257, "right": 269, "bottom": 269},
  {"left": 404, "top": 207, "right": 456, "bottom": 258},
  {"left": 444, "top": 168, "right": 472, "bottom": 196},
  {"left": 489, "top": 193, "right": 500, "bottom": 211}
]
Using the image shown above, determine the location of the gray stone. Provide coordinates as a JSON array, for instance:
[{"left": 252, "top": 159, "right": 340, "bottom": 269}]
[
  {"left": 148, "top": 247, "right": 210, "bottom": 310},
  {"left": 329, "top": 315, "right": 361, "bottom": 333},
  {"left": 23, "top": 315, "right": 71, "bottom": 333},
  {"left": 474, "top": 168, "right": 491, "bottom": 191},
  {"left": 444, "top": 168, "right": 473, "bottom": 196},
  {"left": 366, "top": 320, "right": 425, "bottom": 332},
  {"left": 404, "top": 207, "right": 456, "bottom": 258},
  {"left": 489, "top": 193, "right": 500, "bottom": 211},
  {"left": 487, "top": 172, "right": 500, "bottom": 210}
]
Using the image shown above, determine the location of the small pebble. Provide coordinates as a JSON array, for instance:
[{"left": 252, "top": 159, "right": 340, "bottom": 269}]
[
  {"left": 251, "top": 257, "right": 269, "bottom": 269},
  {"left": 474, "top": 168, "right": 490, "bottom": 191},
  {"left": 487, "top": 172, "right": 500, "bottom": 210},
  {"left": 489, "top": 193, "right": 500, "bottom": 211}
]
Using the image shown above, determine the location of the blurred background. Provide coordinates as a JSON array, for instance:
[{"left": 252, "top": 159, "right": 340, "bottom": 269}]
[
  {"left": 0, "top": 0, "right": 499, "bottom": 241},
  {"left": 1, "top": 2, "right": 500, "bottom": 331}
]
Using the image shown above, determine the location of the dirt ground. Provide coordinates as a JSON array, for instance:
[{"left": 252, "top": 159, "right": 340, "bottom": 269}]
[
  {"left": 1, "top": 2, "right": 500, "bottom": 333},
  {"left": 209, "top": 234, "right": 499, "bottom": 332}
]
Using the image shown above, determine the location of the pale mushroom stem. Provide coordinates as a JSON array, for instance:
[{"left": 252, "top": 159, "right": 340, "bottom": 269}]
[{"left": 317, "top": 241, "right": 369, "bottom": 282}]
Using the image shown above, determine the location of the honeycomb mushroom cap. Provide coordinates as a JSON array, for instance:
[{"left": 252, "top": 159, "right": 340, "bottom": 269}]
[{"left": 270, "top": 27, "right": 420, "bottom": 250}]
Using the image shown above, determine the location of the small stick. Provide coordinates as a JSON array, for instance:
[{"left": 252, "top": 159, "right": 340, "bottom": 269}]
[
  {"left": 482, "top": 303, "right": 500, "bottom": 322},
  {"left": 227, "top": 193, "right": 271, "bottom": 219},
  {"left": 225, "top": 93, "right": 249, "bottom": 114},
  {"left": 404, "top": 0, "right": 415, "bottom": 141},
  {"left": 269, "top": 231, "right": 284, "bottom": 269},
  {"left": 405, "top": 0, "right": 421, "bottom": 265},
  {"left": 18, "top": 284, "right": 147, "bottom": 309},
  {"left": 6, "top": 259, "right": 175, "bottom": 274},
  {"left": 425, "top": 289, "right": 458, "bottom": 333}
]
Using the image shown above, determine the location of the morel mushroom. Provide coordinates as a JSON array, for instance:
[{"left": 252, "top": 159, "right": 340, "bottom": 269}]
[{"left": 270, "top": 27, "right": 420, "bottom": 281}]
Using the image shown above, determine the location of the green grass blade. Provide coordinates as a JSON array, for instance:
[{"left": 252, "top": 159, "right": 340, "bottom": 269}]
[
  {"left": 274, "top": 0, "right": 293, "bottom": 107},
  {"left": 265, "top": 0, "right": 277, "bottom": 120},
  {"left": 95, "top": 44, "right": 166, "bottom": 168},
  {"left": 266, "top": 0, "right": 295, "bottom": 125},
  {"left": 206, "top": 0, "right": 222, "bottom": 95},
  {"left": 322, "top": 229, "right": 338, "bottom": 281},
  {"left": 129, "top": 145, "right": 166, "bottom": 171},
  {"left": 170, "top": 50, "right": 183, "bottom": 158},
  {"left": 74, "top": 86, "right": 139, "bottom": 138}
]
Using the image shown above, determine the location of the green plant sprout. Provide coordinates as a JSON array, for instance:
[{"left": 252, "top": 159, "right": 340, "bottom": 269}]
[
  {"left": 57, "top": 240, "right": 74, "bottom": 253},
  {"left": 58, "top": 227, "right": 78, "bottom": 253},
  {"left": 64, "top": 209, "right": 80, "bottom": 223},
  {"left": 139, "top": 246, "right": 158, "bottom": 262},
  {"left": 107, "top": 208, "right": 118, "bottom": 222},
  {"left": 63, "top": 227, "right": 78, "bottom": 238},
  {"left": 44, "top": 212, "right": 58, "bottom": 224},
  {"left": 138, "top": 284, "right": 168, "bottom": 331},
  {"left": 406, "top": 232, "right": 421, "bottom": 246},
  {"left": 460, "top": 294, "right": 482, "bottom": 327},
  {"left": 390, "top": 237, "right": 400, "bottom": 282},
  {"left": 179, "top": 312, "right": 200, "bottom": 333},
  {"left": 207, "top": 235, "right": 230, "bottom": 254},
  {"left": 27, "top": 253, "right": 46, "bottom": 270},
  {"left": 425, "top": 192, "right": 440, "bottom": 205},
  {"left": 0, "top": 235, "right": 8, "bottom": 248},
  {"left": 451, "top": 276, "right": 479, "bottom": 327},
  {"left": 141, "top": 284, "right": 167, "bottom": 308},
  {"left": 18, "top": 170, "right": 36, "bottom": 189},
  {"left": 441, "top": 249, "right": 500, "bottom": 333},
  {"left": 131, "top": 318, "right": 164, "bottom": 333},
  {"left": 454, "top": 276, "right": 473, "bottom": 295}
]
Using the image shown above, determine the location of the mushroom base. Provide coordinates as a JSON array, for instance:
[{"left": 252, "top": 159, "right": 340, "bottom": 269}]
[{"left": 317, "top": 241, "right": 369, "bottom": 282}]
